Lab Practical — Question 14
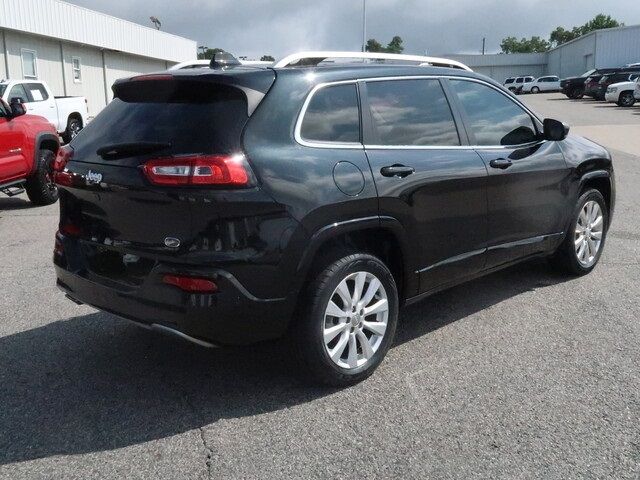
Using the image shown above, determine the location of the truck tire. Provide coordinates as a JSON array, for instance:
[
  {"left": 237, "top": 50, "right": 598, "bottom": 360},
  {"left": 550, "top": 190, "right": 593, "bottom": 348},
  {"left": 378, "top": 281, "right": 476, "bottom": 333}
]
[
  {"left": 62, "top": 116, "right": 82, "bottom": 144},
  {"left": 617, "top": 91, "right": 635, "bottom": 107},
  {"left": 25, "top": 149, "right": 58, "bottom": 206},
  {"left": 292, "top": 253, "right": 399, "bottom": 387}
]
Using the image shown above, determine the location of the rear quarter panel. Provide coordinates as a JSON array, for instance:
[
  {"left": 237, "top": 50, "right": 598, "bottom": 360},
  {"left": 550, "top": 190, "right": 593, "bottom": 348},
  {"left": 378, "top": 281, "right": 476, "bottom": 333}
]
[{"left": 242, "top": 70, "right": 380, "bottom": 298}]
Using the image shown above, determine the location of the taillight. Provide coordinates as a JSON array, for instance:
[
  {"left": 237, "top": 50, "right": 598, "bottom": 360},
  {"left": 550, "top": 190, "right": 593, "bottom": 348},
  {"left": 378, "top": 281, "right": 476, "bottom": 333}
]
[
  {"left": 162, "top": 275, "right": 218, "bottom": 293},
  {"left": 53, "top": 146, "right": 74, "bottom": 186},
  {"left": 142, "top": 154, "right": 252, "bottom": 186},
  {"left": 53, "top": 145, "right": 73, "bottom": 172}
]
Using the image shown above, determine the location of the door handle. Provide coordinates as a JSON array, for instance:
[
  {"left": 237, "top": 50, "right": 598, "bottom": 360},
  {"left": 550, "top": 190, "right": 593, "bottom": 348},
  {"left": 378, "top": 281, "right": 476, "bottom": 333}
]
[
  {"left": 380, "top": 164, "right": 415, "bottom": 178},
  {"left": 489, "top": 158, "right": 513, "bottom": 170}
]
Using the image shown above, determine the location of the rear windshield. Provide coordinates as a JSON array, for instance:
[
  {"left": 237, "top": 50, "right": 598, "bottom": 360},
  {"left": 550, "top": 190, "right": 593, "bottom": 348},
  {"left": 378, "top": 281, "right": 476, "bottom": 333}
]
[{"left": 72, "top": 80, "right": 248, "bottom": 160}]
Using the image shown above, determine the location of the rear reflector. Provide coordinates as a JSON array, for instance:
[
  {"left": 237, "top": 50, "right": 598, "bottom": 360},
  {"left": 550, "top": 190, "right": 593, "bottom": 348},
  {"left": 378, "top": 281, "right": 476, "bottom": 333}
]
[
  {"left": 163, "top": 275, "right": 218, "bottom": 293},
  {"left": 142, "top": 154, "right": 251, "bottom": 186}
]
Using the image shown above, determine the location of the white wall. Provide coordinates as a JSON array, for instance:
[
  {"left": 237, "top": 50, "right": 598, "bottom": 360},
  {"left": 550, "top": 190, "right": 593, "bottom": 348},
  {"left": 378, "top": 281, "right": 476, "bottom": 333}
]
[
  {"left": 1, "top": 28, "right": 175, "bottom": 118},
  {"left": 595, "top": 25, "right": 640, "bottom": 69},
  {"left": 445, "top": 53, "right": 548, "bottom": 82}
]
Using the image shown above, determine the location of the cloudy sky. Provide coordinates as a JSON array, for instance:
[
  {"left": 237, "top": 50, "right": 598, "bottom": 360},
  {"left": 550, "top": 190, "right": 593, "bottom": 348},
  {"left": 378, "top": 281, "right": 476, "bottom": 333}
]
[{"left": 66, "top": 0, "right": 640, "bottom": 58}]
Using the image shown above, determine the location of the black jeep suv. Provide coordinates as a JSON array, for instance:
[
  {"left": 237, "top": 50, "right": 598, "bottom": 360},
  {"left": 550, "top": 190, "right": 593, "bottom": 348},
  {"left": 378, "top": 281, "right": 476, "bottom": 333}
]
[{"left": 53, "top": 53, "right": 615, "bottom": 386}]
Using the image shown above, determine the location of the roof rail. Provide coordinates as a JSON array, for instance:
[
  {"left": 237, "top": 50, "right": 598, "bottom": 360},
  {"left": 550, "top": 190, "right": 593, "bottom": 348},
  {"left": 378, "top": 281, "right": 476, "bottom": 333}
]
[{"left": 273, "top": 51, "right": 472, "bottom": 71}]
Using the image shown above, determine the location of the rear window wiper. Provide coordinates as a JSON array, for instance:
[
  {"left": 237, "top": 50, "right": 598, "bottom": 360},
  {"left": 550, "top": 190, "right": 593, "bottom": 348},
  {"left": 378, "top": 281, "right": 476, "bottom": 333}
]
[{"left": 96, "top": 142, "right": 171, "bottom": 160}]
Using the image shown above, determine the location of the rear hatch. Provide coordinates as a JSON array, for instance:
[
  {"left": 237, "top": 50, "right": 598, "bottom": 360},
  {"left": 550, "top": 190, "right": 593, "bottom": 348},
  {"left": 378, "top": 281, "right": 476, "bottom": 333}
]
[{"left": 56, "top": 70, "right": 274, "bottom": 280}]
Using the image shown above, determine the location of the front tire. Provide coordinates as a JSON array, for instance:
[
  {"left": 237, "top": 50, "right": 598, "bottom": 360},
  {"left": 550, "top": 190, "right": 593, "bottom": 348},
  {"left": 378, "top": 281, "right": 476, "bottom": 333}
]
[
  {"left": 617, "top": 91, "right": 635, "bottom": 107},
  {"left": 549, "top": 189, "right": 608, "bottom": 276},
  {"left": 25, "top": 149, "right": 58, "bottom": 206},
  {"left": 293, "top": 253, "right": 399, "bottom": 387},
  {"left": 568, "top": 87, "right": 584, "bottom": 99},
  {"left": 62, "top": 116, "right": 82, "bottom": 144},
  {"left": 531, "top": 86, "right": 540, "bottom": 94}
]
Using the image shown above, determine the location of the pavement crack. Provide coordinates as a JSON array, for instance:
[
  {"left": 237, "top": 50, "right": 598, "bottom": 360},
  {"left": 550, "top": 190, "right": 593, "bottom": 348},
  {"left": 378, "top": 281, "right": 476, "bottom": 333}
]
[{"left": 198, "top": 426, "right": 213, "bottom": 480}]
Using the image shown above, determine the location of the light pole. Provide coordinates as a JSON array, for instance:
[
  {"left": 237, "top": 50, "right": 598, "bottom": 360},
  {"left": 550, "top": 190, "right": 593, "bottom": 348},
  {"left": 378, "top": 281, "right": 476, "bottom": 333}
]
[{"left": 362, "top": 0, "right": 367, "bottom": 52}]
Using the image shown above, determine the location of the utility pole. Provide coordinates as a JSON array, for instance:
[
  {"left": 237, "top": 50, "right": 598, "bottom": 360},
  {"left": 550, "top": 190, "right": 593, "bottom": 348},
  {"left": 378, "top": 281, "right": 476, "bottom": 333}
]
[
  {"left": 362, "top": 0, "right": 367, "bottom": 52},
  {"left": 482, "top": 37, "right": 486, "bottom": 55},
  {"left": 198, "top": 45, "right": 208, "bottom": 58}
]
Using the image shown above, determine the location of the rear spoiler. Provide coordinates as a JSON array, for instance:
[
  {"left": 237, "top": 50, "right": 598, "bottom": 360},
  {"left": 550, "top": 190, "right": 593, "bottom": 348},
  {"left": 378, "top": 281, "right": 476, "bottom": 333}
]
[{"left": 112, "top": 70, "right": 276, "bottom": 117}]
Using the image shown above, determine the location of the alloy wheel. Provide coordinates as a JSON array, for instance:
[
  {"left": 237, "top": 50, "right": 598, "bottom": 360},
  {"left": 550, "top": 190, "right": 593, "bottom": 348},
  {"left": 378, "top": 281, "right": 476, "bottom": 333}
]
[
  {"left": 574, "top": 200, "right": 604, "bottom": 267},
  {"left": 323, "top": 271, "right": 388, "bottom": 369}
]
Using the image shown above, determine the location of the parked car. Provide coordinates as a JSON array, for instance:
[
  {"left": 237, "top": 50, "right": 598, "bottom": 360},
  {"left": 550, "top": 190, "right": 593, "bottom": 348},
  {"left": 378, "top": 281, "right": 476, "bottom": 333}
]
[
  {"left": 635, "top": 77, "right": 640, "bottom": 100},
  {"left": 520, "top": 76, "right": 561, "bottom": 93},
  {"left": 604, "top": 77, "right": 640, "bottom": 107},
  {"left": 0, "top": 80, "right": 88, "bottom": 143},
  {"left": 52, "top": 51, "right": 615, "bottom": 387},
  {"left": 591, "top": 72, "right": 639, "bottom": 101},
  {"left": 560, "top": 68, "right": 618, "bottom": 99},
  {"left": 0, "top": 98, "right": 60, "bottom": 204},
  {"left": 503, "top": 76, "right": 534, "bottom": 93}
]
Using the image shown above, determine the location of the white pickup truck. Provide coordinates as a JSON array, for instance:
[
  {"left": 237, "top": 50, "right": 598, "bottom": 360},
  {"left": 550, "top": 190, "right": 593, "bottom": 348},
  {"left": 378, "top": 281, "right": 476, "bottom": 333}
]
[{"left": 0, "top": 79, "right": 88, "bottom": 143}]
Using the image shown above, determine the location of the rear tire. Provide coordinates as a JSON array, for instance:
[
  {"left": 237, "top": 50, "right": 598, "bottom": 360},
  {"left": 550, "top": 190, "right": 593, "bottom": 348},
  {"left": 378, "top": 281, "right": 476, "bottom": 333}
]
[
  {"left": 292, "top": 253, "right": 399, "bottom": 387},
  {"left": 62, "top": 116, "right": 82, "bottom": 144},
  {"left": 549, "top": 189, "right": 608, "bottom": 276},
  {"left": 617, "top": 91, "right": 635, "bottom": 107},
  {"left": 531, "top": 86, "right": 540, "bottom": 94},
  {"left": 25, "top": 149, "right": 58, "bottom": 206}
]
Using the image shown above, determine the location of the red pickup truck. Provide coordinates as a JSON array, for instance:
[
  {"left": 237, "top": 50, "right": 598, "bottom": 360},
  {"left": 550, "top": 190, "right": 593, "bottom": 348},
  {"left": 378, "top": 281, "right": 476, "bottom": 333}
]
[{"left": 0, "top": 98, "right": 59, "bottom": 205}]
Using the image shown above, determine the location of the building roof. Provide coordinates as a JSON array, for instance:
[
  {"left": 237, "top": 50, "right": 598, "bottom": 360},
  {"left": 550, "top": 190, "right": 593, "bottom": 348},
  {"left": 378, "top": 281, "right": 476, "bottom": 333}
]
[{"left": 0, "top": 0, "right": 196, "bottom": 63}]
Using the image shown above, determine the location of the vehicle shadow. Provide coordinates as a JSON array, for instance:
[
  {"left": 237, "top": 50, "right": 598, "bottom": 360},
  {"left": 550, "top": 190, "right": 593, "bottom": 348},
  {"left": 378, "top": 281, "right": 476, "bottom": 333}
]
[
  {"left": 0, "top": 259, "right": 569, "bottom": 465},
  {"left": 0, "top": 197, "right": 35, "bottom": 211}
]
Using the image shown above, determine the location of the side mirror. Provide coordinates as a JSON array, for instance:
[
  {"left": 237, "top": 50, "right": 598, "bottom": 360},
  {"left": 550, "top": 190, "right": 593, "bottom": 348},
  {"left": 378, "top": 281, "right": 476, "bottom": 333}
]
[
  {"left": 8, "top": 97, "right": 26, "bottom": 119},
  {"left": 543, "top": 118, "right": 569, "bottom": 141}
]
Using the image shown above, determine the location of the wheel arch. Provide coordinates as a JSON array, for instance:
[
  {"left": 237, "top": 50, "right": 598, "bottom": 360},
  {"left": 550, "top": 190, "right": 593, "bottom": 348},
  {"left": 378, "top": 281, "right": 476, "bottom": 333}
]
[
  {"left": 31, "top": 132, "right": 60, "bottom": 175},
  {"left": 578, "top": 169, "right": 615, "bottom": 223},
  {"left": 293, "top": 216, "right": 417, "bottom": 303}
]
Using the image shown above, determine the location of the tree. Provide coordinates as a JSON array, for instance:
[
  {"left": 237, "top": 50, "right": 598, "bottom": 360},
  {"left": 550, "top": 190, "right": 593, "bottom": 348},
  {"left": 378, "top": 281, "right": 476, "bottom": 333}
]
[
  {"left": 260, "top": 55, "right": 275, "bottom": 62},
  {"left": 550, "top": 14, "right": 622, "bottom": 47},
  {"left": 386, "top": 36, "right": 404, "bottom": 54},
  {"left": 500, "top": 36, "right": 550, "bottom": 54},
  {"left": 197, "top": 47, "right": 226, "bottom": 60},
  {"left": 365, "top": 39, "right": 385, "bottom": 53},
  {"left": 365, "top": 36, "right": 405, "bottom": 54}
]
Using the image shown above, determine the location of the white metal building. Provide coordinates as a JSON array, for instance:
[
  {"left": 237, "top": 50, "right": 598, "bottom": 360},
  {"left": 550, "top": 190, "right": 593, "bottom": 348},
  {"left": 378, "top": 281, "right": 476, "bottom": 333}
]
[
  {"left": 0, "top": 0, "right": 197, "bottom": 117},
  {"left": 444, "top": 24, "right": 640, "bottom": 83}
]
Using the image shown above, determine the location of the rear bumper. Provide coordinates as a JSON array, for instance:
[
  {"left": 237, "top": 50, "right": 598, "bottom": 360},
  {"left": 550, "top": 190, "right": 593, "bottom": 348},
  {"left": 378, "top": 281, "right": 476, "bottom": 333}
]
[{"left": 54, "top": 239, "right": 293, "bottom": 346}]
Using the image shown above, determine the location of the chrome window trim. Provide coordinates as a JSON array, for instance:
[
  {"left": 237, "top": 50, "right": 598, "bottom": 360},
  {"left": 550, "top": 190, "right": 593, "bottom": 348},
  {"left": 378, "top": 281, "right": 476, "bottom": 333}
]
[
  {"left": 294, "top": 80, "right": 364, "bottom": 150},
  {"left": 294, "top": 75, "right": 544, "bottom": 151}
]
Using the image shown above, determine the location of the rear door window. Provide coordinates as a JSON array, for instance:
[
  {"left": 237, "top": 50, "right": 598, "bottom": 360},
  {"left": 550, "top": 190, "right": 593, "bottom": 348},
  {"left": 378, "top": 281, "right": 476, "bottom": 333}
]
[
  {"left": 8, "top": 84, "right": 28, "bottom": 104},
  {"left": 300, "top": 84, "right": 360, "bottom": 144},
  {"left": 24, "top": 83, "right": 49, "bottom": 102},
  {"left": 72, "top": 80, "right": 249, "bottom": 165},
  {"left": 365, "top": 79, "right": 460, "bottom": 146},
  {"left": 450, "top": 79, "right": 538, "bottom": 147}
]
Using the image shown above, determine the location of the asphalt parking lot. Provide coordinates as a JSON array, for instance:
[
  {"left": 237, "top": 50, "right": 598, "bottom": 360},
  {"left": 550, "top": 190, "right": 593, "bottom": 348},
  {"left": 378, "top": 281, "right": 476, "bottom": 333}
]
[{"left": 0, "top": 93, "right": 639, "bottom": 479}]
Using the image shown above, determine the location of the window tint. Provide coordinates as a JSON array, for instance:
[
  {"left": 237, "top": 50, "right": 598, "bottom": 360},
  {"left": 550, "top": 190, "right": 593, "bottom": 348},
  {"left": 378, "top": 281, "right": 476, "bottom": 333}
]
[
  {"left": 300, "top": 84, "right": 360, "bottom": 143},
  {"left": 366, "top": 79, "right": 459, "bottom": 146},
  {"left": 504, "top": 79, "right": 514, "bottom": 84},
  {"left": 25, "top": 83, "right": 49, "bottom": 102},
  {"left": 73, "top": 81, "right": 248, "bottom": 160},
  {"left": 450, "top": 80, "right": 538, "bottom": 146},
  {"left": 8, "top": 85, "right": 28, "bottom": 104}
]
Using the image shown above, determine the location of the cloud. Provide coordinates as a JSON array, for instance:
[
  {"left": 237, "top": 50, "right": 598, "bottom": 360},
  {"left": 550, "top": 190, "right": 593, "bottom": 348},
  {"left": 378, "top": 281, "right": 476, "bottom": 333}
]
[{"left": 65, "top": 0, "right": 640, "bottom": 59}]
